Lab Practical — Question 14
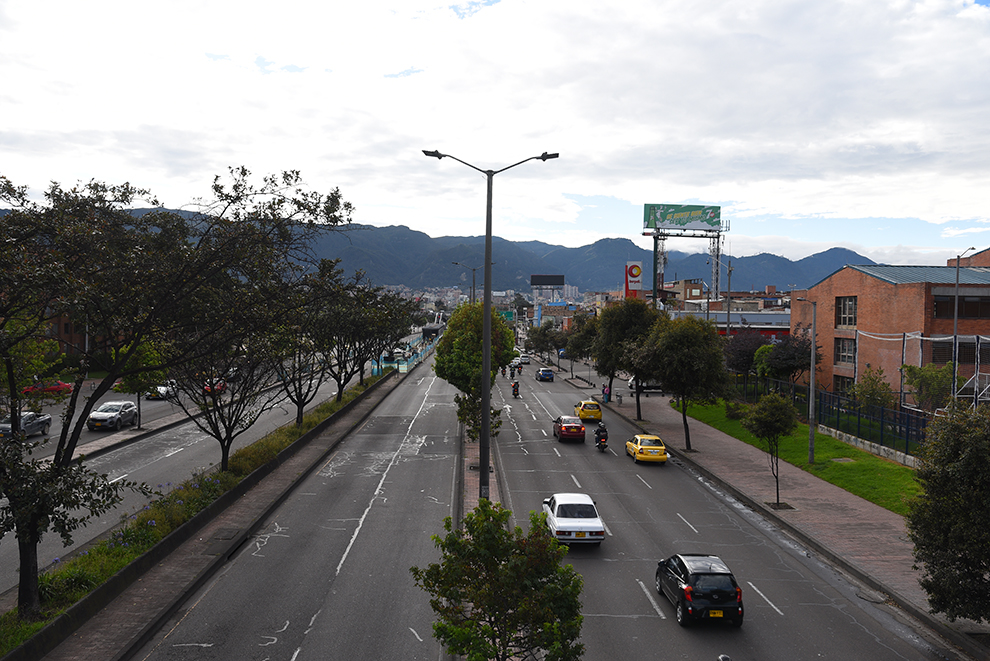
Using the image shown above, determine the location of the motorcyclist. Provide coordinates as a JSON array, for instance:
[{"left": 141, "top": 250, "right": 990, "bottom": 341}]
[
  {"left": 501, "top": 366, "right": 506, "bottom": 377},
  {"left": 512, "top": 381, "right": 519, "bottom": 398},
  {"left": 594, "top": 422, "right": 608, "bottom": 448}
]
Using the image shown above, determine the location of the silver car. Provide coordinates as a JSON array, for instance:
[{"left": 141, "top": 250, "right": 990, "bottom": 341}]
[{"left": 87, "top": 401, "right": 138, "bottom": 431}]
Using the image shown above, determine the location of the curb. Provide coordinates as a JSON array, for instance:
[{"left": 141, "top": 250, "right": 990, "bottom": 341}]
[{"left": 600, "top": 396, "right": 990, "bottom": 661}]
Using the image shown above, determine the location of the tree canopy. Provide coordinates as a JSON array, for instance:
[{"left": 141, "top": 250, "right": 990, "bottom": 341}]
[
  {"left": 411, "top": 500, "right": 584, "bottom": 661},
  {"left": 902, "top": 362, "right": 954, "bottom": 412},
  {"left": 742, "top": 393, "right": 798, "bottom": 506},
  {"left": 591, "top": 299, "right": 659, "bottom": 394}
]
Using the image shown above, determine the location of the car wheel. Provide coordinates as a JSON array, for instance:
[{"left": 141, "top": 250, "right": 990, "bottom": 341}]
[
  {"left": 114, "top": 419, "right": 122, "bottom": 431},
  {"left": 675, "top": 601, "right": 690, "bottom": 627},
  {"left": 42, "top": 423, "right": 51, "bottom": 436}
]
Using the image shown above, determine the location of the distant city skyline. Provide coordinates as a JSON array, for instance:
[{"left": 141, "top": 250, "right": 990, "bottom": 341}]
[{"left": 3, "top": 1, "right": 989, "bottom": 267}]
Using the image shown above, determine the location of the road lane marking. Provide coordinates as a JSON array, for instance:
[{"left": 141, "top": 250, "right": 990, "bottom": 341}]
[
  {"left": 409, "top": 627, "right": 423, "bottom": 641},
  {"left": 676, "top": 513, "right": 699, "bottom": 534},
  {"left": 110, "top": 474, "right": 128, "bottom": 483},
  {"left": 747, "top": 581, "right": 784, "bottom": 615},
  {"left": 636, "top": 474, "right": 652, "bottom": 489},
  {"left": 570, "top": 474, "right": 582, "bottom": 489},
  {"left": 553, "top": 447, "right": 561, "bottom": 457},
  {"left": 637, "top": 579, "right": 667, "bottom": 619},
  {"left": 603, "top": 520, "right": 613, "bottom": 537},
  {"left": 164, "top": 448, "right": 184, "bottom": 457}
]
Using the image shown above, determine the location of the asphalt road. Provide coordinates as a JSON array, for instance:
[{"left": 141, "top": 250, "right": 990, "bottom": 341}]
[
  {"left": 0, "top": 379, "right": 343, "bottom": 597},
  {"left": 132, "top": 368, "right": 460, "bottom": 661},
  {"left": 494, "top": 368, "right": 963, "bottom": 661}
]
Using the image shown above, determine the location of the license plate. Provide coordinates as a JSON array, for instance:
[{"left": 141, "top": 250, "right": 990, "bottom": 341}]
[
  {"left": 648, "top": 450, "right": 658, "bottom": 454},
  {"left": 575, "top": 532, "right": 586, "bottom": 538},
  {"left": 94, "top": 423, "right": 102, "bottom": 427},
  {"left": 709, "top": 610, "right": 723, "bottom": 618}
]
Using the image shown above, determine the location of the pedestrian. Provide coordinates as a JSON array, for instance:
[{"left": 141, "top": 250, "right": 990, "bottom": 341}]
[{"left": 604, "top": 385, "right": 610, "bottom": 403}]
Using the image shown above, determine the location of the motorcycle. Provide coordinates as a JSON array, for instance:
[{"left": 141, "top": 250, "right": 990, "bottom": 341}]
[
  {"left": 594, "top": 429, "right": 608, "bottom": 452},
  {"left": 512, "top": 382, "right": 519, "bottom": 399}
]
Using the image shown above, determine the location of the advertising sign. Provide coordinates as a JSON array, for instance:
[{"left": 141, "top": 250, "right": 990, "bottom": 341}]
[
  {"left": 625, "top": 261, "right": 642, "bottom": 298},
  {"left": 643, "top": 204, "right": 721, "bottom": 233}
]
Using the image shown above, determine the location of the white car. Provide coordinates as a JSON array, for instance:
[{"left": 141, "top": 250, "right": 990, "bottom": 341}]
[
  {"left": 542, "top": 493, "right": 605, "bottom": 545},
  {"left": 519, "top": 353, "right": 531, "bottom": 364}
]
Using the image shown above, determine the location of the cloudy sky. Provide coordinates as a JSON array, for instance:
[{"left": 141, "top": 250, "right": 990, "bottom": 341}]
[{"left": 3, "top": 0, "right": 989, "bottom": 265}]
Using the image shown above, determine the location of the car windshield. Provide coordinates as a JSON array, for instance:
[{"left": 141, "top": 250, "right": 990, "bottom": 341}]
[
  {"left": 97, "top": 404, "right": 123, "bottom": 413},
  {"left": 557, "top": 503, "right": 598, "bottom": 519},
  {"left": 692, "top": 574, "right": 735, "bottom": 591},
  {"left": 638, "top": 438, "right": 663, "bottom": 447}
]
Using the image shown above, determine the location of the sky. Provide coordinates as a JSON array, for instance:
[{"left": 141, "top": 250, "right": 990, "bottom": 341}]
[{"left": 2, "top": 0, "right": 990, "bottom": 266}]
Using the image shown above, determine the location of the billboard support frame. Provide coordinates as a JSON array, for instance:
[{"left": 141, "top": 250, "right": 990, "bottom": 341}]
[{"left": 642, "top": 205, "right": 728, "bottom": 310}]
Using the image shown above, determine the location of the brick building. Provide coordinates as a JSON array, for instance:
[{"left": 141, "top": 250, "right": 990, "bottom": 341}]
[{"left": 791, "top": 250, "right": 990, "bottom": 404}]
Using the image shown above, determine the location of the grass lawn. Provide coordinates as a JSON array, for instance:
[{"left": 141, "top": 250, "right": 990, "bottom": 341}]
[{"left": 685, "top": 401, "right": 920, "bottom": 517}]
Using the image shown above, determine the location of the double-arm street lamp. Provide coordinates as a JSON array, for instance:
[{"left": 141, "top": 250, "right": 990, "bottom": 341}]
[
  {"left": 452, "top": 261, "right": 481, "bottom": 304},
  {"left": 423, "top": 149, "right": 559, "bottom": 500},
  {"left": 797, "top": 297, "right": 817, "bottom": 464}
]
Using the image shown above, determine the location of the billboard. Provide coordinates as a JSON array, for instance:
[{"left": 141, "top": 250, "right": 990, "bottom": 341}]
[
  {"left": 643, "top": 204, "right": 721, "bottom": 233},
  {"left": 531, "top": 274, "right": 565, "bottom": 287},
  {"left": 625, "top": 261, "right": 642, "bottom": 297}
]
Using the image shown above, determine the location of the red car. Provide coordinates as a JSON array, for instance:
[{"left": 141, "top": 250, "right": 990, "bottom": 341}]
[
  {"left": 553, "top": 415, "right": 586, "bottom": 443},
  {"left": 22, "top": 380, "right": 74, "bottom": 396}
]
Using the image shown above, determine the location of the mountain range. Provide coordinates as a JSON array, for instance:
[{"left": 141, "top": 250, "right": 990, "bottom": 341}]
[{"left": 310, "top": 224, "right": 877, "bottom": 293}]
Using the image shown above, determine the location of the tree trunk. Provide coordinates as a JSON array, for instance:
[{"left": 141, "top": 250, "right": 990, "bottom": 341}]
[
  {"left": 680, "top": 397, "right": 692, "bottom": 451},
  {"left": 17, "top": 532, "right": 41, "bottom": 618}
]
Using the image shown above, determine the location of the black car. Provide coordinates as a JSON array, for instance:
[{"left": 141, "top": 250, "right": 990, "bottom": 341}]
[{"left": 656, "top": 554, "right": 743, "bottom": 627}]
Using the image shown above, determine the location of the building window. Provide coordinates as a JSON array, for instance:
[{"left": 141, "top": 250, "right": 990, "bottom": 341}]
[
  {"left": 934, "top": 295, "right": 990, "bottom": 319},
  {"left": 835, "top": 296, "right": 857, "bottom": 328},
  {"left": 834, "top": 338, "right": 856, "bottom": 364},
  {"left": 834, "top": 375, "right": 855, "bottom": 396}
]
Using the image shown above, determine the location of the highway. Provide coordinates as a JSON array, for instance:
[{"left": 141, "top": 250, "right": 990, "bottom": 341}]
[{"left": 127, "top": 359, "right": 964, "bottom": 661}]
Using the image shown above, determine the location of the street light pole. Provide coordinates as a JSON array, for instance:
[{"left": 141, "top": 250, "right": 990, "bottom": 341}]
[
  {"left": 452, "top": 261, "right": 481, "bottom": 304},
  {"left": 953, "top": 247, "right": 976, "bottom": 399},
  {"left": 424, "top": 149, "right": 558, "bottom": 501},
  {"left": 797, "top": 297, "right": 817, "bottom": 464}
]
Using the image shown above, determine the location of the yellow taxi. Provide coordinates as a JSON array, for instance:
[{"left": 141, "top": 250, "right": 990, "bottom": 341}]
[
  {"left": 626, "top": 434, "right": 668, "bottom": 465},
  {"left": 574, "top": 400, "right": 602, "bottom": 421}
]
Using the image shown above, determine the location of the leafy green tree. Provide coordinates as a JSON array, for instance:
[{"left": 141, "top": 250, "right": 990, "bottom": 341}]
[
  {"left": 623, "top": 313, "right": 672, "bottom": 421},
  {"left": 591, "top": 299, "right": 659, "bottom": 397},
  {"left": 650, "top": 315, "right": 726, "bottom": 451},
  {"left": 434, "top": 302, "right": 516, "bottom": 442},
  {"left": 847, "top": 366, "right": 895, "bottom": 410},
  {"left": 724, "top": 330, "right": 771, "bottom": 374},
  {"left": 902, "top": 362, "right": 954, "bottom": 412},
  {"left": 753, "top": 325, "right": 820, "bottom": 383},
  {"left": 742, "top": 393, "right": 798, "bottom": 506},
  {"left": 112, "top": 341, "right": 168, "bottom": 429},
  {"left": 907, "top": 403, "right": 990, "bottom": 622},
  {"left": 410, "top": 500, "right": 584, "bottom": 661}
]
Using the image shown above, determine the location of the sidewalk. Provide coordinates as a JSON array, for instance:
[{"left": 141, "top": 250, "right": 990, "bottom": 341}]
[{"left": 600, "top": 386, "right": 990, "bottom": 660}]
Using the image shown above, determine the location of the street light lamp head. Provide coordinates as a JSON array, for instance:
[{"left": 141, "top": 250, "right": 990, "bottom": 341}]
[
  {"left": 422, "top": 150, "right": 444, "bottom": 159},
  {"left": 539, "top": 152, "right": 559, "bottom": 161}
]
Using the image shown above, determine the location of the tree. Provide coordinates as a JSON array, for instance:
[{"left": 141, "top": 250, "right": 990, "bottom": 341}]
[
  {"left": 907, "top": 403, "right": 990, "bottom": 622},
  {"left": 111, "top": 341, "right": 168, "bottom": 429},
  {"left": 753, "top": 324, "right": 820, "bottom": 383},
  {"left": 591, "top": 299, "right": 659, "bottom": 397},
  {"left": 651, "top": 315, "right": 726, "bottom": 451},
  {"left": 847, "top": 366, "right": 895, "bottom": 411},
  {"left": 741, "top": 393, "right": 798, "bottom": 507},
  {"left": 410, "top": 500, "right": 584, "bottom": 661},
  {"left": 902, "top": 362, "right": 954, "bottom": 412},
  {"left": 724, "top": 330, "right": 771, "bottom": 374},
  {"left": 434, "top": 302, "right": 516, "bottom": 443}
]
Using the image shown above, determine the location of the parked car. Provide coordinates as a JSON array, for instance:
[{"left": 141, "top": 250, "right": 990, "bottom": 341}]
[
  {"left": 656, "top": 554, "right": 744, "bottom": 627},
  {"left": 542, "top": 493, "right": 605, "bottom": 545},
  {"left": 628, "top": 377, "right": 664, "bottom": 393},
  {"left": 552, "top": 415, "right": 586, "bottom": 442},
  {"left": 536, "top": 368, "right": 554, "bottom": 382},
  {"left": 87, "top": 401, "right": 138, "bottom": 431},
  {"left": 22, "top": 380, "right": 73, "bottom": 396},
  {"left": 146, "top": 380, "right": 177, "bottom": 400},
  {"left": 626, "top": 434, "right": 668, "bottom": 464},
  {"left": 574, "top": 400, "right": 602, "bottom": 421},
  {"left": 0, "top": 411, "right": 52, "bottom": 438}
]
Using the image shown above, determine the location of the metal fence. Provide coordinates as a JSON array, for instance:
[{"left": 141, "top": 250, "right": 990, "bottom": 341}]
[{"left": 731, "top": 374, "right": 929, "bottom": 457}]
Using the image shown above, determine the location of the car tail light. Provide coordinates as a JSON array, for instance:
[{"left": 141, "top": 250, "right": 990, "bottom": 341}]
[
  {"left": 580, "top": 425, "right": 585, "bottom": 432},
  {"left": 591, "top": 531, "right": 605, "bottom": 537},
  {"left": 683, "top": 585, "right": 693, "bottom": 602},
  {"left": 736, "top": 587, "right": 742, "bottom": 603},
  {"left": 555, "top": 530, "right": 567, "bottom": 537}
]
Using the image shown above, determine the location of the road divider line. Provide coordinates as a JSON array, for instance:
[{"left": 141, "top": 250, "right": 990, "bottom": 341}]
[
  {"left": 554, "top": 448, "right": 561, "bottom": 457},
  {"left": 676, "top": 512, "right": 699, "bottom": 534},
  {"left": 570, "top": 474, "right": 582, "bottom": 489},
  {"left": 747, "top": 581, "right": 783, "bottom": 615},
  {"left": 637, "top": 579, "right": 666, "bottom": 619},
  {"left": 636, "top": 474, "right": 652, "bottom": 489}
]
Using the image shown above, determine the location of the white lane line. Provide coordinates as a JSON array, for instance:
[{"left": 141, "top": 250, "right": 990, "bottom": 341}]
[
  {"left": 164, "top": 448, "right": 184, "bottom": 457},
  {"left": 541, "top": 429, "right": 547, "bottom": 436},
  {"left": 110, "top": 474, "right": 128, "bottom": 483},
  {"left": 570, "top": 474, "right": 582, "bottom": 489},
  {"left": 637, "top": 579, "right": 666, "bottom": 619},
  {"left": 603, "top": 520, "right": 613, "bottom": 537},
  {"left": 747, "top": 581, "right": 784, "bottom": 615},
  {"left": 554, "top": 447, "right": 561, "bottom": 457},
  {"left": 636, "top": 474, "right": 652, "bottom": 489},
  {"left": 409, "top": 627, "right": 423, "bottom": 642},
  {"left": 334, "top": 376, "right": 438, "bottom": 577},
  {"left": 677, "top": 513, "right": 699, "bottom": 534}
]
